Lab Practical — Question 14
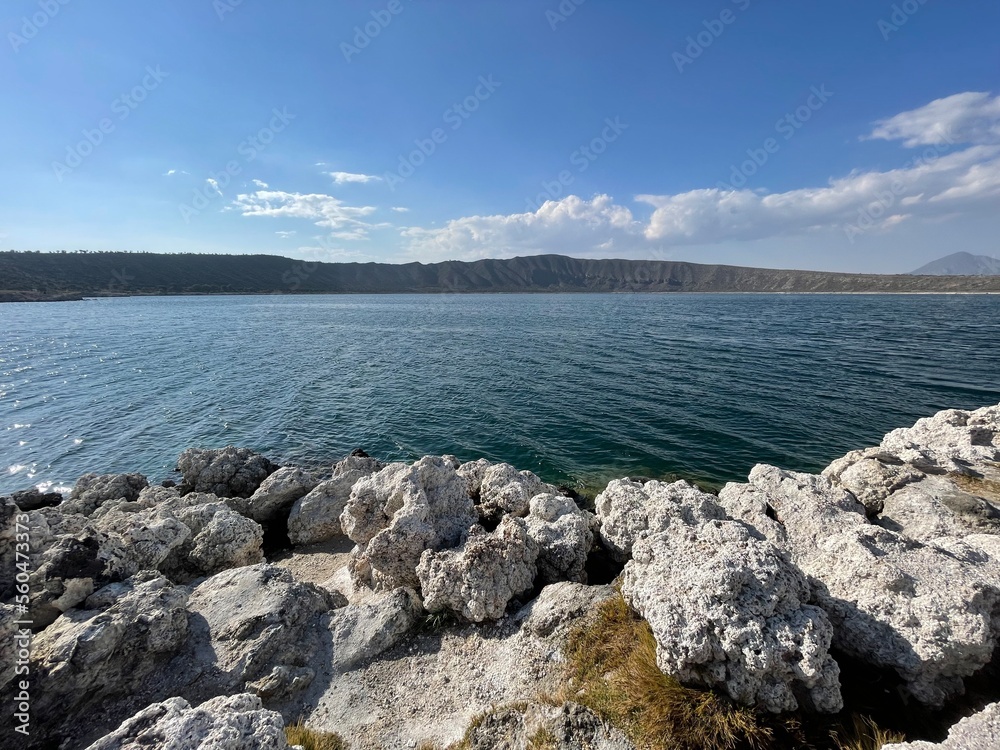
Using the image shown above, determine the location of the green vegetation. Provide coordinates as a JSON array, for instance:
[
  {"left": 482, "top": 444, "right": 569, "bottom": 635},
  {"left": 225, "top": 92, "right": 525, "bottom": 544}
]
[{"left": 285, "top": 719, "right": 349, "bottom": 750}]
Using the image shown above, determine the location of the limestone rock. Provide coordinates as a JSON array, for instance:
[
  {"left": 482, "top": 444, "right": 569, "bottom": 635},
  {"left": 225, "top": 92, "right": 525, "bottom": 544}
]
[
  {"left": 879, "top": 475, "right": 1000, "bottom": 543},
  {"left": 176, "top": 446, "right": 277, "bottom": 499},
  {"left": 288, "top": 454, "right": 384, "bottom": 546},
  {"left": 515, "top": 581, "right": 615, "bottom": 638},
  {"left": 457, "top": 458, "right": 492, "bottom": 499},
  {"left": 417, "top": 516, "right": 539, "bottom": 622},
  {"left": 595, "top": 478, "right": 727, "bottom": 563},
  {"left": 524, "top": 493, "right": 595, "bottom": 584},
  {"left": 230, "top": 466, "right": 317, "bottom": 525},
  {"left": 478, "top": 463, "right": 552, "bottom": 524},
  {"left": 622, "top": 519, "right": 842, "bottom": 713},
  {"left": 62, "top": 473, "right": 149, "bottom": 516},
  {"left": 822, "top": 449, "right": 925, "bottom": 515},
  {"left": 879, "top": 405, "right": 1000, "bottom": 474},
  {"left": 882, "top": 702, "right": 1000, "bottom": 749},
  {"left": 83, "top": 693, "right": 288, "bottom": 750},
  {"left": 185, "top": 563, "right": 342, "bottom": 695},
  {"left": 327, "top": 587, "right": 424, "bottom": 671},
  {"left": 723, "top": 464, "right": 1000, "bottom": 706},
  {"left": 6, "top": 487, "right": 62, "bottom": 511},
  {"left": 462, "top": 701, "right": 635, "bottom": 750},
  {"left": 342, "top": 457, "right": 478, "bottom": 590}
]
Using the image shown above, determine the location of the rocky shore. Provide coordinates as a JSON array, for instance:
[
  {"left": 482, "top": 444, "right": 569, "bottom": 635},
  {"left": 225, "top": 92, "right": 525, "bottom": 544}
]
[{"left": 2, "top": 405, "right": 999, "bottom": 749}]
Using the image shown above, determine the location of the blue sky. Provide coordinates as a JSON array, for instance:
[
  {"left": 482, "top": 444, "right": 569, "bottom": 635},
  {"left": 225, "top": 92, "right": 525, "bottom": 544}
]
[{"left": 1, "top": 0, "right": 998, "bottom": 272}]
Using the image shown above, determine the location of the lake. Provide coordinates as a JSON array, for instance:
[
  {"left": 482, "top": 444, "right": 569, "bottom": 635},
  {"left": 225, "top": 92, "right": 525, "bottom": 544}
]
[{"left": 2, "top": 293, "right": 999, "bottom": 495}]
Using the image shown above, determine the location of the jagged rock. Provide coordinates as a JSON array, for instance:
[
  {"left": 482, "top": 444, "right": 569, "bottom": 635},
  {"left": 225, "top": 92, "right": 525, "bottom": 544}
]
[
  {"left": 61, "top": 473, "right": 149, "bottom": 516},
  {"left": 417, "top": 517, "right": 539, "bottom": 622},
  {"left": 229, "top": 466, "right": 317, "bottom": 525},
  {"left": 722, "top": 464, "right": 1000, "bottom": 707},
  {"left": 883, "top": 702, "right": 1000, "bottom": 749},
  {"left": 29, "top": 574, "right": 189, "bottom": 740},
  {"left": 822, "top": 449, "right": 925, "bottom": 515},
  {"left": 457, "top": 458, "right": 492, "bottom": 499},
  {"left": 524, "top": 493, "right": 595, "bottom": 584},
  {"left": 622, "top": 519, "right": 842, "bottom": 713},
  {"left": 288, "top": 454, "right": 384, "bottom": 546},
  {"left": 879, "top": 405, "right": 1000, "bottom": 474},
  {"left": 462, "top": 701, "right": 635, "bottom": 750},
  {"left": 0, "top": 604, "right": 20, "bottom": 694},
  {"left": 185, "top": 563, "right": 342, "bottom": 695},
  {"left": 595, "top": 478, "right": 727, "bottom": 563},
  {"left": 878, "top": 475, "right": 1000, "bottom": 543},
  {"left": 515, "top": 581, "right": 615, "bottom": 638},
  {"left": 176, "top": 446, "right": 277, "bottom": 499},
  {"left": 328, "top": 587, "right": 423, "bottom": 671},
  {"left": 0, "top": 498, "right": 19, "bottom": 600},
  {"left": 478, "top": 463, "right": 552, "bottom": 524},
  {"left": 247, "top": 665, "right": 316, "bottom": 701},
  {"left": 343, "top": 457, "right": 478, "bottom": 590},
  {"left": 83, "top": 693, "right": 288, "bottom": 750},
  {"left": 7, "top": 487, "right": 62, "bottom": 511}
]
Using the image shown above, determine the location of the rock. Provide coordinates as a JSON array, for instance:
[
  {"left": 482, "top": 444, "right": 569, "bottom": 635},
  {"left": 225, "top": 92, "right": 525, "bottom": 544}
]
[
  {"left": 0, "top": 604, "right": 20, "bottom": 694},
  {"left": 229, "top": 466, "right": 318, "bottom": 526},
  {"left": 878, "top": 406, "right": 1000, "bottom": 475},
  {"left": 0, "top": 498, "right": 20, "bottom": 600},
  {"left": 822, "top": 449, "right": 925, "bottom": 515},
  {"left": 595, "top": 478, "right": 727, "bottom": 563},
  {"left": 417, "top": 516, "right": 539, "bottom": 622},
  {"left": 524, "top": 493, "right": 595, "bottom": 584},
  {"left": 515, "top": 581, "right": 615, "bottom": 638},
  {"left": 29, "top": 574, "right": 189, "bottom": 740},
  {"left": 722, "top": 464, "right": 1000, "bottom": 707},
  {"left": 462, "top": 701, "right": 635, "bottom": 750},
  {"left": 62, "top": 473, "right": 149, "bottom": 516},
  {"left": 288, "top": 454, "right": 384, "bottom": 546},
  {"left": 878, "top": 475, "right": 1000, "bottom": 543},
  {"left": 456, "top": 458, "right": 492, "bottom": 499},
  {"left": 7, "top": 487, "right": 62, "bottom": 511},
  {"left": 83, "top": 693, "right": 289, "bottom": 750},
  {"left": 185, "top": 563, "right": 342, "bottom": 697},
  {"left": 622, "top": 519, "right": 842, "bottom": 713},
  {"left": 342, "top": 457, "right": 478, "bottom": 590},
  {"left": 478, "top": 463, "right": 552, "bottom": 524},
  {"left": 328, "top": 587, "right": 424, "bottom": 671},
  {"left": 176, "top": 446, "right": 277, "bottom": 499},
  {"left": 882, "top": 702, "right": 1000, "bottom": 749}
]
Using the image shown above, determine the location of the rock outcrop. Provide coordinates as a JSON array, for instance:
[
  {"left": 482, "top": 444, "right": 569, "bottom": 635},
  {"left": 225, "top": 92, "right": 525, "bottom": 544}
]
[
  {"left": 229, "top": 466, "right": 317, "bottom": 526},
  {"left": 176, "top": 447, "right": 277, "bottom": 498},
  {"left": 883, "top": 702, "right": 1000, "bottom": 749},
  {"left": 84, "top": 693, "right": 289, "bottom": 750},
  {"left": 461, "top": 701, "right": 636, "bottom": 750},
  {"left": 288, "top": 453, "right": 384, "bottom": 546},
  {"left": 61, "top": 472, "right": 149, "bottom": 516},
  {"left": 524, "top": 493, "right": 595, "bottom": 584}
]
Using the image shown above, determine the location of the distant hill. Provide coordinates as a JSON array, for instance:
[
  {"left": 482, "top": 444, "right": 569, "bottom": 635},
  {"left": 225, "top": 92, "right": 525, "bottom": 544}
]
[
  {"left": 2, "top": 251, "right": 1000, "bottom": 299},
  {"left": 910, "top": 252, "right": 1000, "bottom": 276}
]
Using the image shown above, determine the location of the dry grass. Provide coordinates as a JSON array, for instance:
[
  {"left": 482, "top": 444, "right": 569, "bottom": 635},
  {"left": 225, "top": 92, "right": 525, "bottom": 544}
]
[
  {"left": 952, "top": 472, "right": 1000, "bottom": 502},
  {"left": 563, "top": 594, "right": 771, "bottom": 750},
  {"left": 285, "top": 719, "right": 349, "bottom": 750},
  {"left": 831, "top": 714, "right": 905, "bottom": 750},
  {"left": 526, "top": 727, "right": 558, "bottom": 749}
]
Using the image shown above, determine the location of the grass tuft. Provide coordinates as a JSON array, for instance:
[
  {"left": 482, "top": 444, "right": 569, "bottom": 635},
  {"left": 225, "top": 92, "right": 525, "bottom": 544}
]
[
  {"left": 285, "top": 719, "right": 349, "bottom": 750},
  {"left": 831, "top": 714, "right": 906, "bottom": 750}
]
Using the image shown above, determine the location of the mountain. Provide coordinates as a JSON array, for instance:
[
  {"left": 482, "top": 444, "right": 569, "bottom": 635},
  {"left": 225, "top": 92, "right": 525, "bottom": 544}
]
[
  {"left": 3, "top": 251, "right": 1000, "bottom": 300},
  {"left": 910, "top": 252, "right": 1000, "bottom": 276}
]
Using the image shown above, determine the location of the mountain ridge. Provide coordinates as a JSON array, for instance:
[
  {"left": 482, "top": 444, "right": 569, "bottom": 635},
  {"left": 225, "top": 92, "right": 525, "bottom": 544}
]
[{"left": 910, "top": 252, "right": 1000, "bottom": 276}]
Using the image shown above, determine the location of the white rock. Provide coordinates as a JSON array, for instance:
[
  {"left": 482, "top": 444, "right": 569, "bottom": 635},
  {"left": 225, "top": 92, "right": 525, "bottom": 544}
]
[
  {"left": 230, "top": 466, "right": 318, "bottom": 525},
  {"left": 288, "top": 454, "right": 384, "bottom": 546},
  {"left": 327, "top": 587, "right": 424, "bottom": 671},
  {"left": 879, "top": 405, "right": 1000, "bottom": 474},
  {"left": 882, "top": 702, "right": 1000, "bottom": 749},
  {"left": 525, "top": 493, "right": 595, "bottom": 584},
  {"left": 62, "top": 473, "right": 149, "bottom": 516},
  {"left": 478, "top": 463, "right": 552, "bottom": 523},
  {"left": 177, "top": 446, "right": 277, "bottom": 499}
]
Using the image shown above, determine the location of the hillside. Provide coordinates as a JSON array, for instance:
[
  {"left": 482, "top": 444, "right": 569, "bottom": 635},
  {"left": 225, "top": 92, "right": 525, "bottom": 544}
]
[
  {"left": 910, "top": 252, "right": 1000, "bottom": 276},
  {"left": 3, "top": 251, "right": 1000, "bottom": 299}
]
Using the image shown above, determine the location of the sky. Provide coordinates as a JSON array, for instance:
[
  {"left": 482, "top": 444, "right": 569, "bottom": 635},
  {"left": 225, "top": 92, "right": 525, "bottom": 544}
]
[{"left": 1, "top": 1, "right": 998, "bottom": 273}]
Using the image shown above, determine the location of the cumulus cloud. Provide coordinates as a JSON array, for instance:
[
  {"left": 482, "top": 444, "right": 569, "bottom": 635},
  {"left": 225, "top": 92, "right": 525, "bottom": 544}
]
[
  {"left": 232, "top": 189, "right": 382, "bottom": 238},
  {"left": 867, "top": 91, "right": 1000, "bottom": 147},
  {"left": 401, "top": 92, "right": 1000, "bottom": 259},
  {"left": 327, "top": 171, "right": 382, "bottom": 185}
]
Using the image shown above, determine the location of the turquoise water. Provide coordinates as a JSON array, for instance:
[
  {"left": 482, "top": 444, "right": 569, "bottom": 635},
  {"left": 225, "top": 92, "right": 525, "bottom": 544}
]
[{"left": 2, "top": 293, "right": 999, "bottom": 495}]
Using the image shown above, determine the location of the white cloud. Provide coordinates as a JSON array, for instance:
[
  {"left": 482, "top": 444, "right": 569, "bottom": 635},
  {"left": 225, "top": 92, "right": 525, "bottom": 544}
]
[
  {"left": 275, "top": 230, "right": 297, "bottom": 238},
  {"left": 163, "top": 169, "right": 189, "bottom": 177},
  {"left": 327, "top": 171, "right": 382, "bottom": 185},
  {"left": 251, "top": 179, "right": 269, "bottom": 189},
  {"left": 206, "top": 178, "right": 223, "bottom": 197},
  {"left": 868, "top": 91, "right": 1000, "bottom": 147},
  {"left": 391, "top": 206, "right": 410, "bottom": 213},
  {"left": 232, "top": 189, "right": 381, "bottom": 239}
]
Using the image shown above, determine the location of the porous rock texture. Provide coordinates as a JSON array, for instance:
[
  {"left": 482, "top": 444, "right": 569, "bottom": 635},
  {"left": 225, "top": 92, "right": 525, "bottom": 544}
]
[
  {"left": 176, "top": 446, "right": 277, "bottom": 498},
  {"left": 720, "top": 461, "right": 1000, "bottom": 707},
  {"left": 229, "top": 466, "right": 317, "bottom": 525},
  {"left": 524, "top": 492, "right": 595, "bottom": 584},
  {"left": 61, "top": 472, "right": 149, "bottom": 516},
  {"left": 476, "top": 462, "right": 554, "bottom": 524},
  {"left": 342, "top": 456, "right": 478, "bottom": 590},
  {"left": 417, "top": 516, "right": 539, "bottom": 622},
  {"left": 622, "top": 518, "right": 843, "bottom": 713},
  {"left": 288, "top": 453, "right": 384, "bottom": 546},
  {"left": 461, "top": 701, "right": 636, "bottom": 750},
  {"left": 594, "top": 478, "right": 727, "bottom": 563},
  {"left": 83, "top": 693, "right": 289, "bottom": 750},
  {"left": 882, "top": 702, "right": 1000, "bottom": 749}
]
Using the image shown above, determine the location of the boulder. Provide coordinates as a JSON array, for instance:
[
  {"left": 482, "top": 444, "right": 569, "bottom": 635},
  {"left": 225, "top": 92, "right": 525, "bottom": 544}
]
[
  {"left": 595, "top": 478, "right": 727, "bottom": 563},
  {"left": 524, "top": 493, "right": 595, "bottom": 584},
  {"left": 477, "top": 463, "right": 552, "bottom": 524},
  {"left": 327, "top": 586, "right": 424, "bottom": 671},
  {"left": 229, "top": 466, "right": 318, "bottom": 526},
  {"left": 342, "top": 457, "right": 478, "bottom": 590},
  {"left": 882, "top": 702, "right": 1000, "bottom": 749},
  {"left": 822, "top": 448, "right": 925, "bottom": 515},
  {"left": 457, "top": 458, "right": 492, "bottom": 499},
  {"left": 878, "top": 475, "right": 1000, "bottom": 543},
  {"left": 61, "top": 473, "right": 149, "bottom": 516},
  {"left": 7, "top": 487, "right": 62, "bottom": 511},
  {"left": 622, "top": 519, "right": 842, "bottom": 713},
  {"left": 176, "top": 447, "right": 277, "bottom": 499},
  {"left": 515, "top": 581, "right": 616, "bottom": 638},
  {"left": 288, "top": 453, "right": 384, "bottom": 546},
  {"left": 83, "top": 693, "right": 288, "bottom": 750},
  {"left": 878, "top": 405, "right": 1000, "bottom": 475},
  {"left": 417, "top": 516, "right": 539, "bottom": 622},
  {"left": 721, "top": 464, "right": 1000, "bottom": 707}
]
